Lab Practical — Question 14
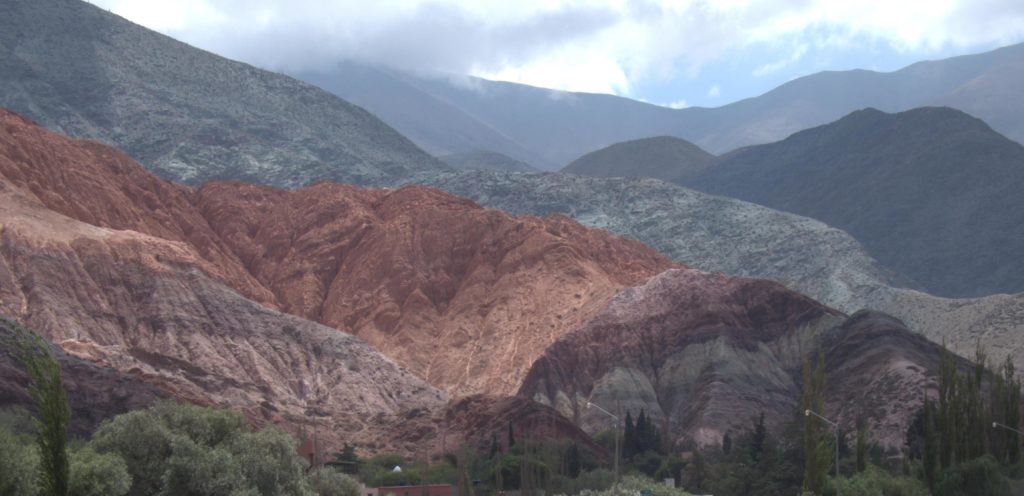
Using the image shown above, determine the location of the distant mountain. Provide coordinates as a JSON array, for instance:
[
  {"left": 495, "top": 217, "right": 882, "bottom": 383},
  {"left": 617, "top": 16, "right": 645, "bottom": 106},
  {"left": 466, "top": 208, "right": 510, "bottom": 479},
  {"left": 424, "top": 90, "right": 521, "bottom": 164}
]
[
  {"left": 687, "top": 107, "right": 1024, "bottom": 298},
  {"left": 298, "top": 62, "right": 555, "bottom": 169},
  {"left": 440, "top": 150, "right": 539, "bottom": 172},
  {"left": 0, "top": 0, "right": 447, "bottom": 187},
  {"left": 416, "top": 170, "right": 1024, "bottom": 374},
  {"left": 299, "top": 43, "right": 1024, "bottom": 167},
  {"left": 562, "top": 136, "right": 715, "bottom": 182}
]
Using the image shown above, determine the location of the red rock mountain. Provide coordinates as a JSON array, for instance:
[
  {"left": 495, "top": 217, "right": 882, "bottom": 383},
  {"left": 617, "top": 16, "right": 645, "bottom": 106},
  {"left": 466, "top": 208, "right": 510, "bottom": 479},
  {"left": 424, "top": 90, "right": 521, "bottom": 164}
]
[{"left": 0, "top": 108, "right": 674, "bottom": 443}]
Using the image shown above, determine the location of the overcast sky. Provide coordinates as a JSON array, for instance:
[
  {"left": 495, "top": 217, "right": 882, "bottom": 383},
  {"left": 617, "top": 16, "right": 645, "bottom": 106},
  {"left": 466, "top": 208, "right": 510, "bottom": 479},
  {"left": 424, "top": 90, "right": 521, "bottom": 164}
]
[{"left": 86, "top": 0, "right": 1024, "bottom": 108}]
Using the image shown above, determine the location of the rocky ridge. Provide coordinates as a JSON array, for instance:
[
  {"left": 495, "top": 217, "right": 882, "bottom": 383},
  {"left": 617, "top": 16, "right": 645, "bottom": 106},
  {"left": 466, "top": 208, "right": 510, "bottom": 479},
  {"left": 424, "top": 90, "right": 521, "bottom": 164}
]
[{"left": 417, "top": 170, "right": 1024, "bottom": 375}]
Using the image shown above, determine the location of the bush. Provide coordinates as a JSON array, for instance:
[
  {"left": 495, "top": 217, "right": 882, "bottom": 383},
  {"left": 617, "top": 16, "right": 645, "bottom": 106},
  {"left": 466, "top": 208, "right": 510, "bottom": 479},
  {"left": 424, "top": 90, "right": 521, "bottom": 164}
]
[
  {"left": 935, "top": 455, "right": 1009, "bottom": 496},
  {"left": 68, "top": 447, "right": 132, "bottom": 496},
  {"left": 832, "top": 465, "right": 928, "bottom": 496},
  {"left": 308, "top": 469, "right": 360, "bottom": 496}
]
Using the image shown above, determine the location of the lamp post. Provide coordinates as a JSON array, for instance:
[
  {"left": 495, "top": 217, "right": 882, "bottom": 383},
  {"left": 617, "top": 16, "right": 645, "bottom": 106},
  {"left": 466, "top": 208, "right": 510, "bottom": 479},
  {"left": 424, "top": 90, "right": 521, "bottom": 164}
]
[
  {"left": 993, "top": 422, "right": 1024, "bottom": 436},
  {"left": 587, "top": 401, "right": 620, "bottom": 486},
  {"left": 805, "top": 409, "right": 839, "bottom": 495}
]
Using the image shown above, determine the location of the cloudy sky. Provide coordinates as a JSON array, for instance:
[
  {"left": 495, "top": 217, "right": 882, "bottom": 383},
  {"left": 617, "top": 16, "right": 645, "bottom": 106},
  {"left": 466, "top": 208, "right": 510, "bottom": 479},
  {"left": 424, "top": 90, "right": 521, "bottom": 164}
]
[{"left": 86, "top": 0, "right": 1024, "bottom": 108}]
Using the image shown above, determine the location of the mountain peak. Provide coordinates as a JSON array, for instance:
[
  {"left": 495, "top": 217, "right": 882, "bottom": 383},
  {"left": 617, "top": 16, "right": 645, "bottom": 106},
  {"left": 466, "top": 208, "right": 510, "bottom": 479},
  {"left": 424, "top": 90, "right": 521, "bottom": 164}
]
[{"left": 562, "top": 135, "right": 715, "bottom": 183}]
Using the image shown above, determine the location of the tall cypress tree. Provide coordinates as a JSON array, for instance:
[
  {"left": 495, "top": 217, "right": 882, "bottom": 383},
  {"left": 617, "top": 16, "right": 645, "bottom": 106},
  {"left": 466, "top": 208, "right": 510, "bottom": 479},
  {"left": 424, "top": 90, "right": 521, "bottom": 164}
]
[
  {"left": 4, "top": 318, "right": 70, "bottom": 496},
  {"left": 923, "top": 397, "right": 937, "bottom": 491},
  {"left": 623, "top": 411, "right": 635, "bottom": 458}
]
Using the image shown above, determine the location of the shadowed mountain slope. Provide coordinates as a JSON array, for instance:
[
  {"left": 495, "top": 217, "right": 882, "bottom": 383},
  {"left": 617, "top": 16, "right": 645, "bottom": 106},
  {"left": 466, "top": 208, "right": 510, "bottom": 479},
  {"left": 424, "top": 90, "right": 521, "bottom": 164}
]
[
  {"left": 688, "top": 107, "right": 1024, "bottom": 298},
  {"left": 0, "top": 0, "right": 446, "bottom": 188},
  {"left": 520, "top": 268, "right": 972, "bottom": 449},
  {"left": 441, "top": 150, "right": 539, "bottom": 172},
  {"left": 562, "top": 136, "right": 715, "bottom": 183}
]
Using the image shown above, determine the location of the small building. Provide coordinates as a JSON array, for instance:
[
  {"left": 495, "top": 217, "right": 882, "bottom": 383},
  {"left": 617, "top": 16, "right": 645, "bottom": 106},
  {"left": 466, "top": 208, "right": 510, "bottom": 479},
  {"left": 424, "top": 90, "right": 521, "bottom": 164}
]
[{"left": 375, "top": 484, "right": 456, "bottom": 496}]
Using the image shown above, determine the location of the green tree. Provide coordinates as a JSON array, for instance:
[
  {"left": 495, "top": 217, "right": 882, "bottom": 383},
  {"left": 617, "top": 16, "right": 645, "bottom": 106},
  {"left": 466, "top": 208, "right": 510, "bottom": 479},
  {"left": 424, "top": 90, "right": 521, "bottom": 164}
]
[
  {"left": 565, "top": 442, "right": 581, "bottom": 478},
  {"left": 90, "top": 408, "right": 175, "bottom": 495},
  {"left": 683, "top": 448, "right": 706, "bottom": 492},
  {"left": 0, "top": 426, "right": 40, "bottom": 495},
  {"left": 231, "top": 428, "right": 311, "bottom": 496},
  {"left": 751, "top": 411, "right": 766, "bottom": 462},
  {"left": 68, "top": 447, "right": 131, "bottom": 496},
  {"left": 922, "top": 398, "right": 938, "bottom": 491},
  {"left": 801, "top": 350, "right": 831, "bottom": 495},
  {"left": 308, "top": 469, "right": 359, "bottom": 496},
  {"left": 855, "top": 422, "right": 869, "bottom": 473},
  {"left": 623, "top": 411, "right": 635, "bottom": 458},
  {"left": 3, "top": 318, "right": 70, "bottom": 496}
]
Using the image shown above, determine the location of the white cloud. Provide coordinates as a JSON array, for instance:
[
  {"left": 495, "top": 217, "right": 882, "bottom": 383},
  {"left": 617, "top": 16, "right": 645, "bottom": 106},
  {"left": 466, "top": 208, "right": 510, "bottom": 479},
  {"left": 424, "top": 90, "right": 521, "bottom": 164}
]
[
  {"left": 707, "top": 85, "right": 721, "bottom": 97},
  {"left": 752, "top": 43, "right": 808, "bottom": 76},
  {"left": 85, "top": 0, "right": 1024, "bottom": 97},
  {"left": 664, "top": 99, "right": 689, "bottom": 109}
]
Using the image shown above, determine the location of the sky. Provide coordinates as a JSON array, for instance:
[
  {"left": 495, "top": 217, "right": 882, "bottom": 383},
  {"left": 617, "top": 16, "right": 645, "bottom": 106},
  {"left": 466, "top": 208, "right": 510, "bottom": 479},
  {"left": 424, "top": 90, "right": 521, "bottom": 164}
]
[{"left": 85, "top": 0, "right": 1024, "bottom": 109}]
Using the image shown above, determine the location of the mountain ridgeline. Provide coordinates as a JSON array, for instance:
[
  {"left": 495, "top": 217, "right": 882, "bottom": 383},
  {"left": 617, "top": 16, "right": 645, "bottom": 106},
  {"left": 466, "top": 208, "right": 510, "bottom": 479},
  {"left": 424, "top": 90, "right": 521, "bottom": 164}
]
[
  {"left": 0, "top": 0, "right": 447, "bottom": 188},
  {"left": 687, "top": 106, "right": 1024, "bottom": 299},
  {"left": 297, "top": 42, "right": 1024, "bottom": 168}
]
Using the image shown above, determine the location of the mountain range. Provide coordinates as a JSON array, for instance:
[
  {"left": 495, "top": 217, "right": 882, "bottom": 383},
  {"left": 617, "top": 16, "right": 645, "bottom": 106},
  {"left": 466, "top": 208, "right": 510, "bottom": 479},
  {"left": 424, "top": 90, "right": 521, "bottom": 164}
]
[
  {"left": 418, "top": 171, "right": 1024, "bottom": 376},
  {"left": 1, "top": 0, "right": 1021, "bottom": 462},
  {"left": 1, "top": 109, "right": 980, "bottom": 454},
  {"left": 687, "top": 106, "right": 1024, "bottom": 299},
  {"left": 296, "top": 42, "right": 1024, "bottom": 168}
]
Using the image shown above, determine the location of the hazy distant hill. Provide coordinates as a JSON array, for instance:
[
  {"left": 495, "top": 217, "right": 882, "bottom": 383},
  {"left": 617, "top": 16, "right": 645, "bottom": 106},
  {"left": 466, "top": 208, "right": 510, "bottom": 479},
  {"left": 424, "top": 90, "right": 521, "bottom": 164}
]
[
  {"left": 688, "top": 107, "right": 1024, "bottom": 299},
  {"left": 440, "top": 150, "right": 538, "bottom": 172},
  {"left": 562, "top": 136, "right": 715, "bottom": 182},
  {"left": 301, "top": 43, "right": 1024, "bottom": 167},
  {"left": 298, "top": 63, "right": 555, "bottom": 169},
  {"left": 0, "top": 0, "right": 447, "bottom": 187}
]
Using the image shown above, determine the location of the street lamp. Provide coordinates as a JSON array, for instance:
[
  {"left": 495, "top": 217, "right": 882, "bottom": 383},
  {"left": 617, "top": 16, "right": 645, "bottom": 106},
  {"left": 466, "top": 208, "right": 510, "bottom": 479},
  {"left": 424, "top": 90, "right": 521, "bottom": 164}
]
[
  {"left": 587, "top": 400, "right": 620, "bottom": 485},
  {"left": 805, "top": 409, "right": 840, "bottom": 495},
  {"left": 993, "top": 422, "right": 1024, "bottom": 436}
]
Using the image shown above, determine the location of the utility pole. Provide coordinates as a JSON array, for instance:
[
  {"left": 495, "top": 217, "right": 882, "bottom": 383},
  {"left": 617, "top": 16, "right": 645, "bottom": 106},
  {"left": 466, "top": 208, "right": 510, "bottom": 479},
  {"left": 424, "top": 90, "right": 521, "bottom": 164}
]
[
  {"left": 806, "top": 409, "right": 840, "bottom": 496},
  {"left": 587, "top": 401, "right": 620, "bottom": 486}
]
